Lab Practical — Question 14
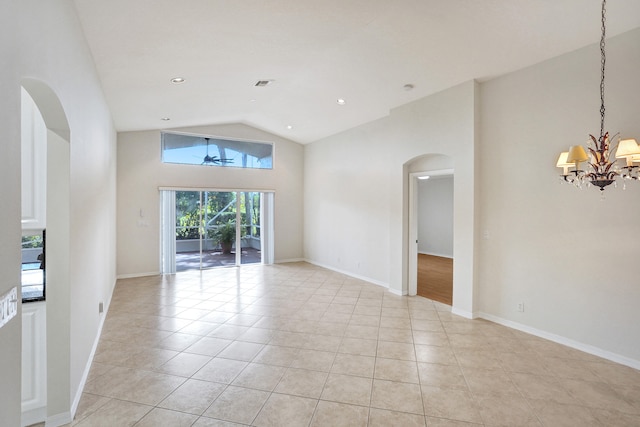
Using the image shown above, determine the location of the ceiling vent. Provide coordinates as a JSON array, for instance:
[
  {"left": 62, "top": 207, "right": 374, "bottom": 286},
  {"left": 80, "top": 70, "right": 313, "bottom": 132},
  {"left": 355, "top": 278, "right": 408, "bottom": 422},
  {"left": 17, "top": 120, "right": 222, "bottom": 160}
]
[{"left": 254, "top": 80, "right": 273, "bottom": 87}]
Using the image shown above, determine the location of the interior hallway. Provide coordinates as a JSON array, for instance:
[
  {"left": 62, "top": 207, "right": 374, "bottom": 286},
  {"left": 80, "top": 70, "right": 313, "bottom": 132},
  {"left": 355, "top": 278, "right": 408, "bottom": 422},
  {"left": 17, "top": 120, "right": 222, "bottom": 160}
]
[{"left": 67, "top": 262, "right": 640, "bottom": 426}]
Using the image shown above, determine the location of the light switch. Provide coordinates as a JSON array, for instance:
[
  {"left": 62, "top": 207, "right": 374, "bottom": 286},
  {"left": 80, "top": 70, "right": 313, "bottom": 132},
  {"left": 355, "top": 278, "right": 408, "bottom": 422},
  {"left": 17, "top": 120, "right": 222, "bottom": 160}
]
[{"left": 0, "top": 287, "right": 18, "bottom": 329}]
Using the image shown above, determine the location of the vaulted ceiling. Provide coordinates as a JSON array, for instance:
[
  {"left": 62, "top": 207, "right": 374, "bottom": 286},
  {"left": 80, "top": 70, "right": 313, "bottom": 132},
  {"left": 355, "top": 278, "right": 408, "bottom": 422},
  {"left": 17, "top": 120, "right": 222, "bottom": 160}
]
[{"left": 73, "top": 0, "right": 640, "bottom": 143}]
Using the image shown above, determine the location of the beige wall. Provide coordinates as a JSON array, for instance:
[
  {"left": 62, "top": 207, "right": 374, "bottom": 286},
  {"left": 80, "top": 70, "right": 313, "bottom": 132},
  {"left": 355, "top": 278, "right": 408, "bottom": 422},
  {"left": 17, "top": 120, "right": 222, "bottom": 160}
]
[
  {"left": 304, "top": 81, "right": 477, "bottom": 315},
  {"left": 304, "top": 28, "right": 640, "bottom": 366},
  {"left": 117, "top": 124, "right": 304, "bottom": 277},
  {"left": 0, "top": 0, "right": 117, "bottom": 424},
  {"left": 478, "top": 28, "right": 640, "bottom": 364}
]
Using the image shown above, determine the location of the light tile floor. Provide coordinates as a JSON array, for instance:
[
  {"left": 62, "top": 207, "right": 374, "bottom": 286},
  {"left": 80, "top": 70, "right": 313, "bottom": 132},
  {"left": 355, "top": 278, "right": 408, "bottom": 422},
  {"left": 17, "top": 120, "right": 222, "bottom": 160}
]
[{"left": 67, "top": 262, "right": 640, "bottom": 426}]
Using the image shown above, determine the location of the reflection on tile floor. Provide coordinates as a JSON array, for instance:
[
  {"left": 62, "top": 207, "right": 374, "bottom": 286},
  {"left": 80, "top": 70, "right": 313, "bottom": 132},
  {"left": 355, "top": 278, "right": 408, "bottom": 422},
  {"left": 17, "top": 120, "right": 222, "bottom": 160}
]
[{"left": 70, "top": 262, "right": 640, "bottom": 426}]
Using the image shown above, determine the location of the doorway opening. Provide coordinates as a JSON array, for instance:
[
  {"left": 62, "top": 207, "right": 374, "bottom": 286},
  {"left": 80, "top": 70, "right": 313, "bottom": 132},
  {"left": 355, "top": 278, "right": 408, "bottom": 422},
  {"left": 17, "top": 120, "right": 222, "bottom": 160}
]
[
  {"left": 415, "top": 173, "right": 454, "bottom": 304},
  {"left": 161, "top": 189, "right": 274, "bottom": 273}
]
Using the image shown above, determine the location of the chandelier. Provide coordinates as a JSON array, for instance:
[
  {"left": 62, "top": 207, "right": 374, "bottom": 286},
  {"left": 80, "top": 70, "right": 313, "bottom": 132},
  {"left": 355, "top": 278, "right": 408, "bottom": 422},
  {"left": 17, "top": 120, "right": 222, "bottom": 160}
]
[{"left": 556, "top": 0, "right": 639, "bottom": 192}]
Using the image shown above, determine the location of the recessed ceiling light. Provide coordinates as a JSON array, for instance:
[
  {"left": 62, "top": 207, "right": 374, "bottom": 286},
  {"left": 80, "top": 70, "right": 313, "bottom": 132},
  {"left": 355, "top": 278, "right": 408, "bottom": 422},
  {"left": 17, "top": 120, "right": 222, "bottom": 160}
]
[
  {"left": 170, "top": 77, "right": 185, "bottom": 84},
  {"left": 403, "top": 84, "right": 415, "bottom": 91},
  {"left": 337, "top": 98, "right": 346, "bottom": 105},
  {"left": 161, "top": 117, "right": 171, "bottom": 121},
  {"left": 286, "top": 125, "right": 293, "bottom": 130},
  {"left": 418, "top": 175, "right": 430, "bottom": 180}
]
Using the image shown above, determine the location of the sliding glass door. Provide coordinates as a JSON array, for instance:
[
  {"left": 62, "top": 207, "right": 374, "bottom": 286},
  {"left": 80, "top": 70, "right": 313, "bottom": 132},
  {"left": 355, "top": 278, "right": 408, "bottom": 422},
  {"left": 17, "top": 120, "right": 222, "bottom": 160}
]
[{"left": 161, "top": 189, "right": 272, "bottom": 273}]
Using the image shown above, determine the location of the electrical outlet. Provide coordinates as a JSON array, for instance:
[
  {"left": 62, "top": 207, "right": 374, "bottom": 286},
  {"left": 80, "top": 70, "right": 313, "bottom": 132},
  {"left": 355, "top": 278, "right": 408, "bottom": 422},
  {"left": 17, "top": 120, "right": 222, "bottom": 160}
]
[
  {"left": 517, "top": 302, "right": 524, "bottom": 312},
  {"left": 99, "top": 302, "right": 104, "bottom": 313}
]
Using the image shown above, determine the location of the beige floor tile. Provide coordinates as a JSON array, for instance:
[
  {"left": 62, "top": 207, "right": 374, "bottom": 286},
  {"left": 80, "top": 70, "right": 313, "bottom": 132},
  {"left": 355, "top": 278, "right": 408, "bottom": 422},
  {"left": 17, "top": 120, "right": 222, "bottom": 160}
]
[
  {"left": 474, "top": 394, "right": 540, "bottom": 426},
  {"left": 462, "top": 367, "right": 519, "bottom": 397},
  {"left": 208, "top": 324, "right": 250, "bottom": 340},
  {"left": 421, "top": 386, "right": 482, "bottom": 424},
  {"left": 192, "top": 357, "right": 248, "bottom": 384},
  {"left": 74, "top": 264, "right": 640, "bottom": 426},
  {"left": 509, "top": 372, "right": 579, "bottom": 405},
  {"left": 109, "top": 371, "right": 186, "bottom": 406},
  {"left": 72, "top": 393, "right": 110, "bottom": 423},
  {"left": 275, "top": 367, "right": 328, "bottom": 398},
  {"left": 253, "top": 393, "right": 318, "bottom": 427},
  {"left": 374, "top": 358, "right": 420, "bottom": 383},
  {"left": 591, "top": 408, "right": 640, "bottom": 427},
  {"left": 559, "top": 378, "right": 640, "bottom": 414},
  {"left": 417, "top": 363, "right": 468, "bottom": 389},
  {"left": 331, "top": 353, "right": 376, "bottom": 378},
  {"left": 303, "top": 334, "right": 343, "bottom": 352},
  {"left": 338, "top": 337, "right": 378, "bottom": 357},
  {"left": 371, "top": 379, "right": 424, "bottom": 414},
  {"left": 414, "top": 344, "right": 457, "bottom": 365},
  {"left": 231, "top": 362, "right": 286, "bottom": 391},
  {"left": 185, "top": 336, "right": 233, "bottom": 357},
  {"left": 179, "top": 320, "right": 222, "bottom": 336},
  {"left": 291, "top": 349, "right": 336, "bottom": 372},
  {"left": 73, "top": 399, "right": 152, "bottom": 426},
  {"left": 135, "top": 407, "right": 198, "bottom": 427},
  {"left": 369, "top": 408, "right": 426, "bottom": 426},
  {"left": 320, "top": 373, "right": 373, "bottom": 406},
  {"left": 425, "top": 417, "right": 483, "bottom": 426},
  {"left": 377, "top": 341, "right": 416, "bottom": 361},
  {"left": 528, "top": 400, "right": 601, "bottom": 427},
  {"left": 156, "top": 332, "right": 202, "bottom": 351},
  {"left": 253, "top": 344, "right": 300, "bottom": 367},
  {"left": 216, "top": 340, "right": 264, "bottom": 361},
  {"left": 379, "top": 327, "right": 414, "bottom": 343},
  {"left": 158, "top": 378, "right": 226, "bottom": 415},
  {"left": 310, "top": 400, "right": 368, "bottom": 427},
  {"left": 203, "top": 385, "right": 270, "bottom": 424},
  {"left": 156, "top": 352, "right": 211, "bottom": 377}
]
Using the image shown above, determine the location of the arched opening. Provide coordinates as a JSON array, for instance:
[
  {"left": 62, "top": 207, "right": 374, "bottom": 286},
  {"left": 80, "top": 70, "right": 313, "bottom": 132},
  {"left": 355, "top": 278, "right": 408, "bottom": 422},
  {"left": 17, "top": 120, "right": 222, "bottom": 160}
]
[
  {"left": 20, "top": 78, "right": 71, "bottom": 426},
  {"left": 402, "top": 151, "right": 476, "bottom": 318}
]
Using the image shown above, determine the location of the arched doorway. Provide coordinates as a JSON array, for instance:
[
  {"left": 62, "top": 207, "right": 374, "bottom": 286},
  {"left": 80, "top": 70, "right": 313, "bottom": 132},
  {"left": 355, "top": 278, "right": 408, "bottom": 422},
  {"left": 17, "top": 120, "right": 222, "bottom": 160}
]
[
  {"left": 405, "top": 154, "right": 454, "bottom": 299},
  {"left": 20, "top": 79, "right": 71, "bottom": 426}
]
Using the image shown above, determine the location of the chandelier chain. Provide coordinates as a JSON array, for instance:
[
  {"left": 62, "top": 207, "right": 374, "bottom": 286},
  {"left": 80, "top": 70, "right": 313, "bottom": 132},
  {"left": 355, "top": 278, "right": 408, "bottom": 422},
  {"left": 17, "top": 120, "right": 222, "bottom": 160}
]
[{"left": 599, "top": 0, "right": 607, "bottom": 138}]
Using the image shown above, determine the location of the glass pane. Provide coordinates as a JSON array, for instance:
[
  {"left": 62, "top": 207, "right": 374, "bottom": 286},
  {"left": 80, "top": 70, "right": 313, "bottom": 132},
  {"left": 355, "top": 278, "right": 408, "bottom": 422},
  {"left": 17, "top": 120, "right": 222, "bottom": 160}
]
[
  {"left": 202, "top": 191, "right": 237, "bottom": 269},
  {"left": 240, "top": 192, "right": 261, "bottom": 265},
  {"left": 162, "top": 132, "right": 273, "bottom": 169},
  {"left": 22, "top": 231, "right": 45, "bottom": 302},
  {"left": 175, "top": 191, "right": 202, "bottom": 272}
]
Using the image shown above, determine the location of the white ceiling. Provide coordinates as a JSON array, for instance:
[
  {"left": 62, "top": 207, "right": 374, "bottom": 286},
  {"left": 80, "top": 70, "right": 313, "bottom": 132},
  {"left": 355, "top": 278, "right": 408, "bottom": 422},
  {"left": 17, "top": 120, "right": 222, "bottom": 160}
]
[{"left": 72, "top": 0, "right": 640, "bottom": 144}]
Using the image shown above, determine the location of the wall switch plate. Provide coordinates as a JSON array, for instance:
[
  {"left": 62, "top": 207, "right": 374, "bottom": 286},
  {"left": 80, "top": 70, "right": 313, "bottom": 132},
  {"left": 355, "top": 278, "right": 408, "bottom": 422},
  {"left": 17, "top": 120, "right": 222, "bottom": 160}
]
[
  {"left": 0, "top": 287, "right": 18, "bottom": 329},
  {"left": 517, "top": 302, "right": 525, "bottom": 312}
]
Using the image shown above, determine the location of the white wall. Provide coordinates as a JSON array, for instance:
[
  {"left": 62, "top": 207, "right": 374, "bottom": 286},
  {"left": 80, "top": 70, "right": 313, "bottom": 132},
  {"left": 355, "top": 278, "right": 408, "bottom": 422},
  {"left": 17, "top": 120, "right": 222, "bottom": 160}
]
[
  {"left": 117, "top": 124, "right": 304, "bottom": 277},
  {"left": 418, "top": 176, "right": 454, "bottom": 258},
  {"left": 478, "top": 27, "right": 640, "bottom": 365},
  {"left": 0, "top": 0, "right": 117, "bottom": 424},
  {"left": 304, "top": 81, "right": 477, "bottom": 315}
]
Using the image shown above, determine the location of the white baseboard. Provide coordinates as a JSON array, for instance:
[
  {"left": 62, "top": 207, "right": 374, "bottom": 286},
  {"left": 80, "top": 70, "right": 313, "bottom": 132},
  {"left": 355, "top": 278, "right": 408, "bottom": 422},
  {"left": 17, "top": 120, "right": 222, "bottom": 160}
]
[
  {"left": 45, "top": 411, "right": 72, "bottom": 427},
  {"left": 275, "top": 258, "right": 305, "bottom": 264},
  {"left": 477, "top": 312, "right": 640, "bottom": 370},
  {"left": 451, "top": 307, "right": 475, "bottom": 319},
  {"left": 21, "top": 406, "right": 46, "bottom": 427},
  {"left": 116, "top": 271, "right": 160, "bottom": 280},
  {"left": 304, "top": 259, "right": 390, "bottom": 290},
  {"left": 68, "top": 281, "right": 113, "bottom": 422}
]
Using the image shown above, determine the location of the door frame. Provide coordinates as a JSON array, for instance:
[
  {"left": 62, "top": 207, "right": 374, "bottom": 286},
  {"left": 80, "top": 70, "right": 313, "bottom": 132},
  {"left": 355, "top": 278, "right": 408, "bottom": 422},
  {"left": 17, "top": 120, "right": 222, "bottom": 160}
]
[{"left": 408, "top": 168, "right": 454, "bottom": 296}]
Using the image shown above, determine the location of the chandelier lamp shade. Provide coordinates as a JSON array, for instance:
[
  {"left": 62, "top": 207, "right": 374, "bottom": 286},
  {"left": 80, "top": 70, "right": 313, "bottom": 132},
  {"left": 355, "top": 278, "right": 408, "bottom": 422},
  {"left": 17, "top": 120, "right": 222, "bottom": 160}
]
[{"left": 556, "top": 0, "right": 639, "bottom": 192}]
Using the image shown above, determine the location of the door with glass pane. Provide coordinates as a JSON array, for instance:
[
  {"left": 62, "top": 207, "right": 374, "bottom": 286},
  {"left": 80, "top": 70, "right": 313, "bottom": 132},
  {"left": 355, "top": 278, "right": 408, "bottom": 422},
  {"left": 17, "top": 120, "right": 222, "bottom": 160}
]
[{"left": 170, "top": 190, "right": 267, "bottom": 272}]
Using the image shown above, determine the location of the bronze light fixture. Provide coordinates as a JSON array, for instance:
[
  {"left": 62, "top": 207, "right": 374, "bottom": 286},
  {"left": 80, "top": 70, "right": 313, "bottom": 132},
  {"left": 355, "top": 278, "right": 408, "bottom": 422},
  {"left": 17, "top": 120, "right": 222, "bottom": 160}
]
[{"left": 556, "top": 0, "right": 639, "bottom": 192}]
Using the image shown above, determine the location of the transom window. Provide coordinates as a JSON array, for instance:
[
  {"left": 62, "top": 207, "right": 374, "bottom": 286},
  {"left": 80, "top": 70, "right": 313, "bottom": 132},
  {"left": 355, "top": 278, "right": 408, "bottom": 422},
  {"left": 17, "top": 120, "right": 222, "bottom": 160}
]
[{"left": 161, "top": 132, "right": 273, "bottom": 169}]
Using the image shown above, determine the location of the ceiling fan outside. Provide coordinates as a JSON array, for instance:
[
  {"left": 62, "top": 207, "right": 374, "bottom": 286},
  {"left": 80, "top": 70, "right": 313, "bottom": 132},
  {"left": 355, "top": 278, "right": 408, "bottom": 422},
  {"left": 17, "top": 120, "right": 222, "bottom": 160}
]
[{"left": 202, "top": 138, "right": 234, "bottom": 166}]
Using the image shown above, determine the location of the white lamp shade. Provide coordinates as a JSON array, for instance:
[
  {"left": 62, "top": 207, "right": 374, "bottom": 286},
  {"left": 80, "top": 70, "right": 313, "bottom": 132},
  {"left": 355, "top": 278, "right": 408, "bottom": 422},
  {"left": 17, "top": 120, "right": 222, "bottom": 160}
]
[
  {"left": 615, "top": 139, "right": 640, "bottom": 158},
  {"left": 556, "top": 152, "right": 572, "bottom": 168},
  {"left": 567, "top": 145, "right": 589, "bottom": 163}
]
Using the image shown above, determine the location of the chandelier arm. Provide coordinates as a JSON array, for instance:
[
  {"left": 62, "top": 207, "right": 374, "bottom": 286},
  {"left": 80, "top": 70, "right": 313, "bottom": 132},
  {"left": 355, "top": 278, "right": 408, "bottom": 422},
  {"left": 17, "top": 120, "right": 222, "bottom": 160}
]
[{"left": 599, "top": 0, "right": 607, "bottom": 138}]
